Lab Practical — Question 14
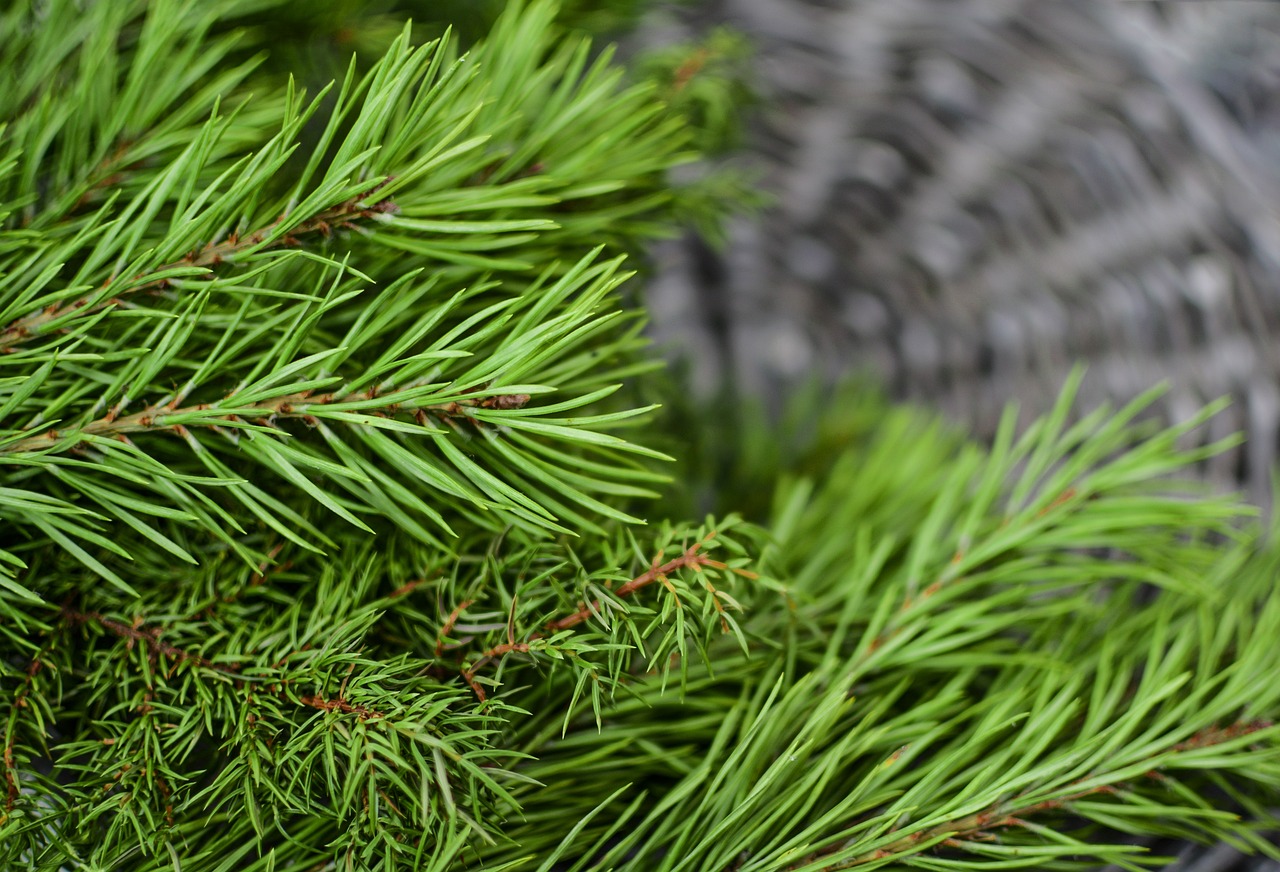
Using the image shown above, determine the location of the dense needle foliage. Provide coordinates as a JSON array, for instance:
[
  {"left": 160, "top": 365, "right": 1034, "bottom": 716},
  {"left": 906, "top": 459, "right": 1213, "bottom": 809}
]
[{"left": 2, "top": 2, "right": 1280, "bottom": 870}]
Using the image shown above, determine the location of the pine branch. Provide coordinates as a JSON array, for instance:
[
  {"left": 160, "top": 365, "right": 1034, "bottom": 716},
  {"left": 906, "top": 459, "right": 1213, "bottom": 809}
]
[
  {"left": 453, "top": 531, "right": 754, "bottom": 700},
  {"left": 546, "top": 533, "right": 735, "bottom": 632},
  {"left": 788, "top": 720, "right": 1274, "bottom": 871},
  {"left": 0, "top": 187, "right": 398, "bottom": 351},
  {"left": 61, "top": 607, "right": 220, "bottom": 671},
  {"left": 0, "top": 384, "right": 533, "bottom": 454}
]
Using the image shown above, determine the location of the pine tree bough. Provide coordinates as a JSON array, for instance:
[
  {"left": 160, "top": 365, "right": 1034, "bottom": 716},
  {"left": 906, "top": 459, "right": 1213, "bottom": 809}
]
[
  {"left": 2, "top": 1, "right": 1280, "bottom": 870},
  {"left": 0, "top": 187, "right": 399, "bottom": 351},
  {"left": 454, "top": 534, "right": 750, "bottom": 701},
  {"left": 0, "top": 385, "right": 534, "bottom": 455}
]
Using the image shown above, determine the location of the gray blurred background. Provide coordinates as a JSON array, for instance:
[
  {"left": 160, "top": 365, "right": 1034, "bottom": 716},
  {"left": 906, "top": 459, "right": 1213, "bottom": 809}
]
[{"left": 642, "top": 1, "right": 1280, "bottom": 518}]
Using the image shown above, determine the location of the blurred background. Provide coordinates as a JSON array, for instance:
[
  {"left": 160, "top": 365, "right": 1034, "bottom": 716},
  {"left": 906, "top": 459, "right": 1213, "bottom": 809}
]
[{"left": 641, "top": 1, "right": 1280, "bottom": 518}]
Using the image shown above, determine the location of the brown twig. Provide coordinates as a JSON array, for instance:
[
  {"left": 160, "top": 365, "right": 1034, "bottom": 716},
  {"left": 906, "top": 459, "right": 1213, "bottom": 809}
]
[
  {"left": 62, "top": 608, "right": 218, "bottom": 671},
  {"left": 295, "top": 694, "right": 381, "bottom": 721},
  {"left": 458, "top": 533, "right": 734, "bottom": 701},
  {"left": 547, "top": 537, "right": 724, "bottom": 633},
  {"left": 1, "top": 387, "right": 534, "bottom": 455},
  {"left": 1, "top": 745, "right": 17, "bottom": 813},
  {"left": 459, "top": 642, "right": 533, "bottom": 702},
  {"left": 59, "top": 609, "right": 387, "bottom": 722},
  {"left": 248, "top": 543, "right": 289, "bottom": 588},
  {"left": 1174, "top": 720, "right": 1271, "bottom": 750},
  {"left": 389, "top": 578, "right": 427, "bottom": 599},
  {"left": 434, "top": 599, "right": 474, "bottom": 658},
  {"left": 671, "top": 48, "right": 711, "bottom": 94},
  {"left": 2, "top": 635, "right": 58, "bottom": 811}
]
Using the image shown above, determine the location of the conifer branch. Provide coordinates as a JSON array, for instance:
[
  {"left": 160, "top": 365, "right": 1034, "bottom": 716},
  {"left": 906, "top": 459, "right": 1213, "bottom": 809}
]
[
  {"left": 0, "top": 190, "right": 397, "bottom": 351},
  {"left": 547, "top": 534, "right": 726, "bottom": 632},
  {"left": 455, "top": 532, "right": 741, "bottom": 700},
  {"left": 61, "top": 608, "right": 218, "bottom": 671},
  {"left": 792, "top": 718, "right": 1274, "bottom": 869},
  {"left": 0, "top": 386, "right": 532, "bottom": 455},
  {"left": 55, "top": 606, "right": 400, "bottom": 726},
  {"left": 2, "top": 635, "right": 57, "bottom": 813}
]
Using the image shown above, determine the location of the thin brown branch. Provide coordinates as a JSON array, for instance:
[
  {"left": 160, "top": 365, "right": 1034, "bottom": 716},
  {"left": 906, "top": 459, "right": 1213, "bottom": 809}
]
[
  {"left": 547, "top": 536, "right": 722, "bottom": 633},
  {"left": 670, "top": 47, "right": 712, "bottom": 94},
  {"left": 2, "top": 745, "right": 17, "bottom": 813},
  {"left": 434, "top": 600, "right": 474, "bottom": 658},
  {"left": 389, "top": 578, "right": 428, "bottom": 599},
  {"left": 459, "top": 642, "right": 533, "bottom": 703},
  {"left": 62, "top": 608, "right": 219, "bottom": 671},
  {"left": 295, "top": 694, "right": 381, "bottom": 721},
  {"left": 461, "top": 671, "right": 488, "bottom": 702},
  {"left": 806, "top": 783, "right": 1120, "bottom": 869},
  {"left": 248, "top": 543, "right": 289, "bottom": 588},
  {"left": 59, "top": 609, "right": 390, "bottom": 723},
  {"left": 1, "top": 386, "right": 532, "bottom": 455},
  {"left": 1173, "top": 720, "right": 1271, "bottom": 751},
  {"left": 0, "top": 189, "right": 397, "bottom": 351},
  {"left": 1, "top": 597, "right": 78, "bottom": 815},
  {"left": 155, "top": 773, "right": 175, "bottom": 826},
  {"left": 2, "top": 651, "right": 52, "bottom": 810},
  {"left": 3, "top": 648, "right": 50, "bottom": 810},
  {"left": 458, "top": 533, "right": 728, "bottom": 701}
]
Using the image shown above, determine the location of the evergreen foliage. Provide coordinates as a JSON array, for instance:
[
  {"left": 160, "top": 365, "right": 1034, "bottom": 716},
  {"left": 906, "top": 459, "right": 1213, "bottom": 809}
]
[{"left": 1, "top": 2, "right": 1279, "bottom": 870}]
